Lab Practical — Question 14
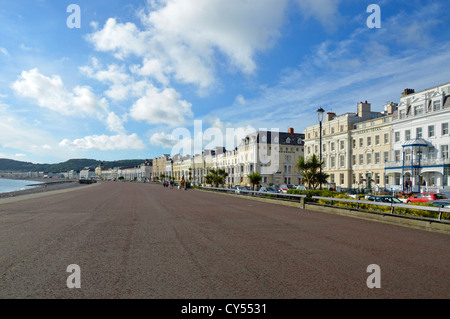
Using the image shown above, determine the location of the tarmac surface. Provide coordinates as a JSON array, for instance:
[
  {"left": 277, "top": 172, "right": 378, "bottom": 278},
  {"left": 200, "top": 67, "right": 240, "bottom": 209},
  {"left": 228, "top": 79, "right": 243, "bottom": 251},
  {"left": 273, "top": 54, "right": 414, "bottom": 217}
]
[{"left": 0, "top": 181, "right": 448, "bottom": 299}]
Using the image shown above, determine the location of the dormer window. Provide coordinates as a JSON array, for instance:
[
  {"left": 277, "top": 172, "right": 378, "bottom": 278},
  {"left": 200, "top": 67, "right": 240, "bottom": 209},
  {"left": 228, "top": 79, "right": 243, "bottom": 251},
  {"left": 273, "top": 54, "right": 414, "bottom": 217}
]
[
  {"left": 414, "top": 105, "right": 423, "bottom": 116},
  {"left": 433, "top": 100, "right": 441, "bottom": 111}
]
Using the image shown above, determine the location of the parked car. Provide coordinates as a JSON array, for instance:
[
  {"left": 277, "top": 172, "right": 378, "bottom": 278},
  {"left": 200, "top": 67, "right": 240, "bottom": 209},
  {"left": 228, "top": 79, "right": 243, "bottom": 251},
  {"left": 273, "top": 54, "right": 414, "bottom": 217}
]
[
  {"left": 406, "top": 192, "right": 448, "bottom": 204},
  {"left": 367, "top": 195, "right": 402, "bottom": 203},
  {"left": 296, "top": 185, "right": 307, "bottom": 191},
  {"left": 279, "top": 184, "right": 295, "bottom": 193},
  {"left": 428, "top": 199, "right": 450, "bottom": 208},
  {"left": 258, "top": 187, "right": 279, "bottom": 194},
  {"left": 235, "top": 186, "right": 250, "bottom": 194}
]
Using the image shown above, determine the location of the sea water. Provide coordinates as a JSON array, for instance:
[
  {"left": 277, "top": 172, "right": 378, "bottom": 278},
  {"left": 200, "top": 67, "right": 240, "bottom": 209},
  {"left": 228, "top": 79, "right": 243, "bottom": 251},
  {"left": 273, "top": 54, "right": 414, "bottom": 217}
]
[{"left": 0, "top": 179, "right": 42, "bottom": 194}]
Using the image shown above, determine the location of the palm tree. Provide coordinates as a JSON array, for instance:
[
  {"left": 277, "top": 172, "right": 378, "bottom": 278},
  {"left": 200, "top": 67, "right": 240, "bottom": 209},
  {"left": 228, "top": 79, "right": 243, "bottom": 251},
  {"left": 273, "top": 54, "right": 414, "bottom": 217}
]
[
  {"left": 297, "top": 154, "right": 328, "bottom": 190},
  {"left": 205, "top": 174, "right": 214, "bottom": 186},
  {"left": 248, "top": 172, "right": 262, "bottom": 190},
  {"left": 217, "top": 169, "right": 229, "bottom": 186},
  {"left": 206, "top": 169, "right": 225, "bottom": 187}
]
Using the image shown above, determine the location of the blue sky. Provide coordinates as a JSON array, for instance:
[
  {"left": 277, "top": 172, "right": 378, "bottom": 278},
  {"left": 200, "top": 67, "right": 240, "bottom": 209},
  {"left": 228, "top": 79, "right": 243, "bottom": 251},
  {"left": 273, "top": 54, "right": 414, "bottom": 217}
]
[{"left": 1, "top": 0, "right": 449, "bottom": 164}]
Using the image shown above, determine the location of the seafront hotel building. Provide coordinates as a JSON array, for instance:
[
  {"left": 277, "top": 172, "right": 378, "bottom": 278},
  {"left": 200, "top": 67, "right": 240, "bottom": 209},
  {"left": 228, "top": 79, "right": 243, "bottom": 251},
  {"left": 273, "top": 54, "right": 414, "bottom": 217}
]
[
  {"left": 303, "top": 81, "right": 450, "bottom": 193},
  {"left": 384, "top": 83, "right": 450, "bottom": 193},
  {"left": 93, "top": 81, "right": 450, "bottom": 193},
  {"left": 147, "top": 129, "right": 306, "bottom": 187}
]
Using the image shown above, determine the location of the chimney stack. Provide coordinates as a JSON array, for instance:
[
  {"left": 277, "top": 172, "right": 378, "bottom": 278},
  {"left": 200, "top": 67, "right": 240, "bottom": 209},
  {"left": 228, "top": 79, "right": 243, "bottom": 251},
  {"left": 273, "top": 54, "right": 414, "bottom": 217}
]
[
  {"left": 325, "top": 112, "right": 336, "bottom": 122},
  {"left": 402, "top": 88, "right": 415, "bottom": 97},
  {"left": 288, "top": 127, "right": 294, "bottom": 135},
  {"left": 357, "top": 101, "right": 371, "bottom": 120}
]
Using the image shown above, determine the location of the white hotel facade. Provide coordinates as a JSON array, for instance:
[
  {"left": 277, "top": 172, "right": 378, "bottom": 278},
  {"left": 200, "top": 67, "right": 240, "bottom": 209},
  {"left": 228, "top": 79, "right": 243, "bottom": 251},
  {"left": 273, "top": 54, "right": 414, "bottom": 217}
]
[
  {"left": 385, "top": 83, "right": 450, "bottom": 193},
  {"left": 304, "top": 81, "right": 450, "bottom": 193}
]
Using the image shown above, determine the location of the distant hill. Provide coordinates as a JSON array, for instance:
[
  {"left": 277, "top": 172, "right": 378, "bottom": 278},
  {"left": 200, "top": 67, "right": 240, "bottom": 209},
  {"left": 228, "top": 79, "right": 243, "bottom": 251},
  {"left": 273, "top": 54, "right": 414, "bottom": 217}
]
[{"left": 0, "top": 158, "right": 150, "bottom": 173}]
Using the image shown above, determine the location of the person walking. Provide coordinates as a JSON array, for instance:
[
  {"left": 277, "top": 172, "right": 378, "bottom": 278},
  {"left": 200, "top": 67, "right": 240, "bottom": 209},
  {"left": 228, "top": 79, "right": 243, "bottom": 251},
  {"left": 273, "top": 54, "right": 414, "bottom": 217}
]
[{"left": 180, "top": 175, "right": 186, "bottom": 190}]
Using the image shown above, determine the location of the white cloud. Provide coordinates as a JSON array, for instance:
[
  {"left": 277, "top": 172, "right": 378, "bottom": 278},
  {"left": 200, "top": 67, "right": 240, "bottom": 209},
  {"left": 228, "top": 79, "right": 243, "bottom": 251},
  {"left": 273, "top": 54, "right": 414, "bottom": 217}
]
[
  {"left": 0, "top": 47, "right": 9, "bottom": 56},
  {"left": 59, "top": 133, "right": 146, "bottom": 151},
  {"left": 294, "top": 0, "right": 342, "bottom": 31},
  {"left": 0, "top": 112, "right": 66, "bottom": 157},
  {"left": 106, "top": 111, "right": 126, "bottom": 134},
  {"left": 149, "top": 131, "right": 177, "bottom": 148},
  {"left": 11, "top": 68, "right": 107, "bottom": 116},
  {"left": 86, "top": 0, "right": 288, "bottom": 88},
  {"left": 130, "top": 86, "right": 193, "bottom": 127},
  {"left": 85, "top": 18, "right": 149, "bottom": 60},
  {"left": 130, "top": 58, "right": 169, "bottom": 86},
  {"left": 235, "top": 94, "right": 246, "bottom": 105},
  {"left": 150, "top": 116, "right": 256, "bottom": 156}
]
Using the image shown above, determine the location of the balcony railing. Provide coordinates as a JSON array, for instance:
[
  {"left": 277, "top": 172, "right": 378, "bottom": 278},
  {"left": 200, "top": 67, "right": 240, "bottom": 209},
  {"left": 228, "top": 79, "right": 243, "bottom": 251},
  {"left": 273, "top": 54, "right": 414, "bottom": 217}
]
[{"left": 385, "top": 157, "right": 450, "bottom": 168}]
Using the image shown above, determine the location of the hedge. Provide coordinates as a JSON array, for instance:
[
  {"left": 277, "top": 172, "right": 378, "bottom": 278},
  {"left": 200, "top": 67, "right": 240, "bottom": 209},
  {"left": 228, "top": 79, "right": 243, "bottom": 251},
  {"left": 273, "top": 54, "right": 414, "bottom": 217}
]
[{"left": 287, "top": 189, "right": 448, "bottom": 220}]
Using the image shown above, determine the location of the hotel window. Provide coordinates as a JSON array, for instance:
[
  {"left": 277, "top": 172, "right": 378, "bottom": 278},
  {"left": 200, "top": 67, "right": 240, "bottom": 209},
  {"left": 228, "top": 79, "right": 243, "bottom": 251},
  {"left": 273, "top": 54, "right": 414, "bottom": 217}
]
[
  {"left": 367, "top": 136, "right": 372, "bottom": 146},
  {"left": 330, "top": 174, "right": 335, "bottom": 183},
  {"left": 414, "top": 106, "right": 423, "bottom": 116},
  {"left": 340, "top": 173, "right": 344, "bottom": 185},
  {"left": 405, "top": 130, "right": 411, "bottom": 141},
  {"left": 340, "top": 155, "right": 345, "bottom": 167},
  {"left": 352, "top": 139, "right": 356, "bottom": 148},
  {"left": 352, "top": 155, "right": 356, "bottom": 165},
  {"left": 375, "top": 152, "right": 380, "bottom": 164},
  {"left": 359, "top": 154, "right": 364, "bottom": 165},
  {"left": 307, "top": 146, "right": 310, "bottom": 154},
  {"left": 330, "top": 156, "right": 336, "bottom": 168},
  {"left": 428, "top": 125, "right": 435, "bottom": 138},
  {"left": 359, "top": 138, "right": 364, "bottom": 147},
  {"left": 399, "top": 110, "right": 406, "bottom": 119},
  {"left": 331, "top": 142, "right": 335, "bottom": 151},
  {"left": 384, "top": 152, "right": 389, "bottom": 162},
  {"left": 323, "top": 158, "right": 327, "bottom": 168},
  {"left": 352, "top": 174, "right": 356, "bottom": 184},
  {"left": 331, "top": 127, "right": 335, "bottom": 134},
  {"left": 340, "top": 125, "right": 344, "bottom": 132},
  {"left": 359, "top": 173, "right": 364, "bottom": 183},
  {"left": 375, "top": 135, "right": 380, "bottom": 145},
  {"left": 394, "top": 132, "right": 400, "bottom": 142},
  {"left": 442, "top": 145, "right": 449, "bottom": 159},
  {"left": 442, "top": 123, "right": 449, "bottom": 135},
  {"left": 405, "top": 149, "right": 411, "bottom": 162},
  {"left": 445, "top": 168, "right": 450, "bottom": 186},
  {"left": 323, "top": 144, "right": 326, "bottom": 152},
  {"left": 375, "top": 173, "right": 380, "bottom": 184},
  {"left": 395, "top": 150, "right": 401, "bottom": 162},
  {"left": 323, "top": 129, "right": 326, "bottom": 136},
  {"left": 428, "top": 147, "right": 435, "bottom": 160},
  {"left": 366, "top": 153, "right": 372, "bottom": 165},
  {"left": 384, "top": 133, "right": 389, "bottom": 144},
  {"left": 433, "top": 100, "right": 441, "bottom": 111},
  {"left": 340, "top": 140, "right": 345, "bottom": 150},
  {"left": 315, "top": 145, "right": 318, "bottom": 153},
  {"left": 416, "top": 127, "right": 422, "bottom": 138}
]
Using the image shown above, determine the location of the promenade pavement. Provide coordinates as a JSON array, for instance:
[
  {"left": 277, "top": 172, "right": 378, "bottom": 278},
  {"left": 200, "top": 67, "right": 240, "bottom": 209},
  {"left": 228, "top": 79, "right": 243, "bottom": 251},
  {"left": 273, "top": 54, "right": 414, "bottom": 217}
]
[{"left": 0, "top": 181, "right": 448, "bottom": 298}]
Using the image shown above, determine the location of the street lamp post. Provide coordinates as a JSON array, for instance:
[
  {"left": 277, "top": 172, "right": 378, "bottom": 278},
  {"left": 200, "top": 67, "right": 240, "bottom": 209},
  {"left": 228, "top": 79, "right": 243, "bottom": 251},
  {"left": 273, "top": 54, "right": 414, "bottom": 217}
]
[{"left": 317, "top": 107, "right": 325, "bottom": 190}]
